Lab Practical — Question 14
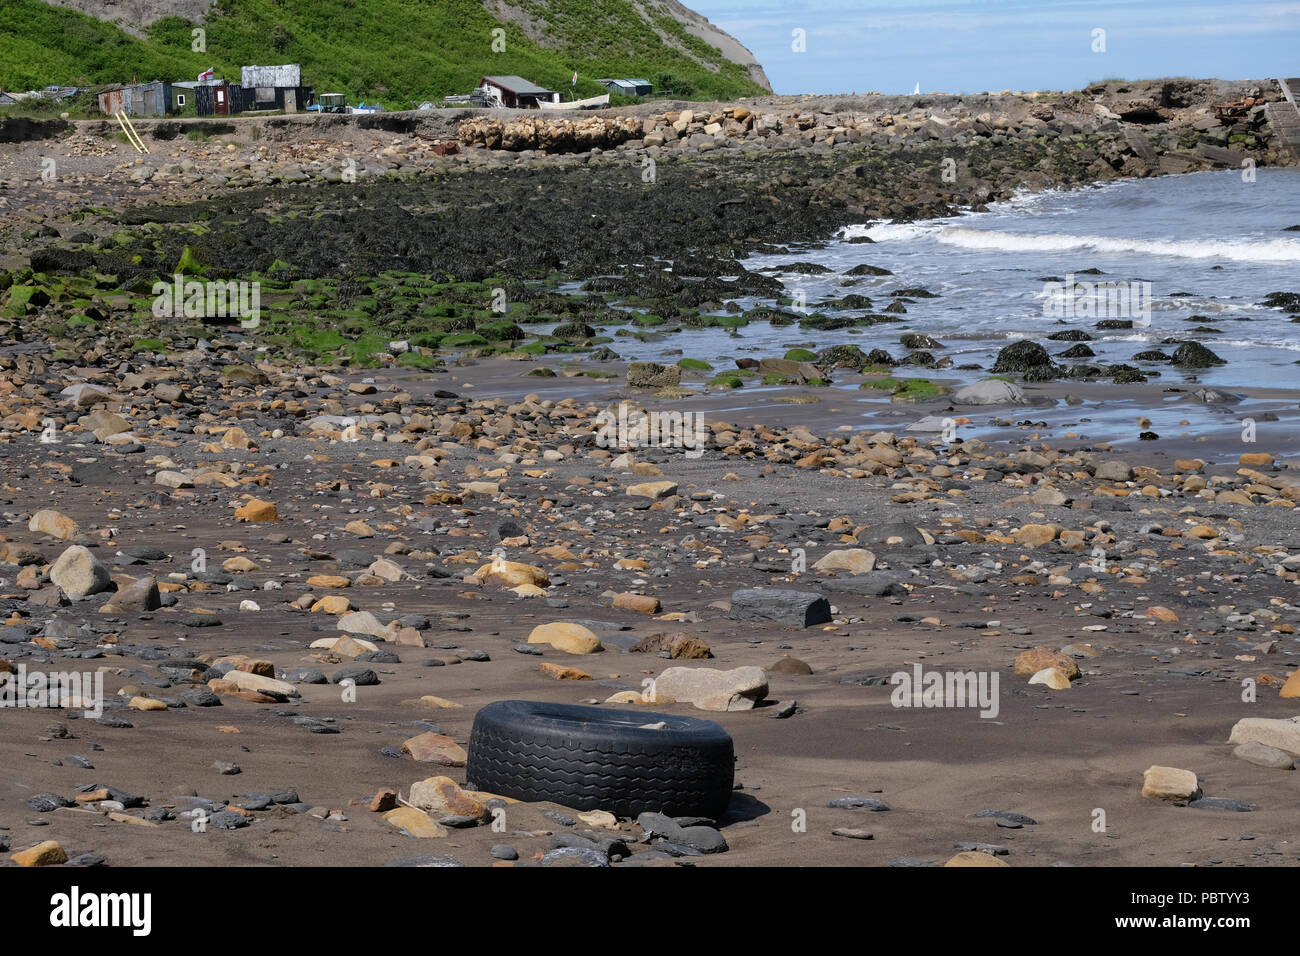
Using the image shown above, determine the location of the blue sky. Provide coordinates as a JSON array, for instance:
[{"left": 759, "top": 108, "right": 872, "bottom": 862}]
[{"left": 687, "top": 0, "right": 1300, "bottom": 95}]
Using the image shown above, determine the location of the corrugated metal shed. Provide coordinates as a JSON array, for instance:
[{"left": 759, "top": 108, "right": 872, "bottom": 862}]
[
  {"left": 241, "top": 64, "right": 302, "bottom": 89},
  {"left": 97, "top": 81, "right": 171, "bottom": 117},
  {"left": 598, "top": 78, "right": 652, "bottom": 97}
]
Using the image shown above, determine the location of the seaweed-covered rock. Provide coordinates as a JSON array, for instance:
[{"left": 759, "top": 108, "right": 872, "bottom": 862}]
[
  {"left": 552, "top": 322, "right": 597, "bottom": 340},
  {"left": 1261, "top": 291, "right": 1300, "bottom": 313},
  {"left": 991, "top": 341, "right": 1060, "bottom": 381},
  {"left": 799, "top": 313, "right": 858, "bottom": 331},
  {"left": 627, "top": 362, "right": 681, "bottom": 388},
  {"left": 1047, "top": 329, "right": 1093, "bottom": 341},
  {"left": 30, "top": 247, "right": 95, "bottom": 275},
  {"left": 866, "top": 349, "right": 897, "bottom": 367},
  {"left": 900, "top": 333, "right": 942, "bottom": 350},
  {"left": 1057, "top": 343, "right": 1095, "bottom": 358},
  {"left": 1111, "top": 365, "right": 1148, "bottom": 383},
  {"left": 816, "top": 344, "right": 869, "bottom": 369},
  {"left": 899, "top": 350, "right": 936, "bottom": 367},
  {"left": 1171, "top": 342, "right": 1226, "bottom": 368}
]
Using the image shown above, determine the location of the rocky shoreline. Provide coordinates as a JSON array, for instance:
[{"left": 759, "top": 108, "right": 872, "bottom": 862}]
[{"left": 1, "top": 77, "right": 1299, "bottom": 869}]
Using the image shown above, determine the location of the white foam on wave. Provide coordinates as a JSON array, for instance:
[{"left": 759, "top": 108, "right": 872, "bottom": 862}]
[
  {"left": 934, "top": 226, "right": 1300, "bottom": 262},
  {"left": 840, "top": 221, "right": 941, "bottom": 242}
]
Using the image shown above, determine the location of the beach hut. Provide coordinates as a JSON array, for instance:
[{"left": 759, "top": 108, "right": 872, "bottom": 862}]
[
  {"left": 194, "top": 82, "right": 257, "bottom": 116},
  {"left": 597, "top": 78, "right": 652, "bottom": 97},
  {"left": 477, "top": 76, "right": 559, "bottom": 109},
  {"left": 240, "top": 64, "right": 309, "bottom": 112},
  {"left": 97, "top": 81, "right": 172, "bottom": 117},
  {"left": 170, "top": 80, "right": 200, "bottom": 114}
]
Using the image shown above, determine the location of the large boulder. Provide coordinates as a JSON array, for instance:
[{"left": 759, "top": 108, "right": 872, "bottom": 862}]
[
  {"left": 527, "top": 622, "right": 603, "bottom": 655},
  {"left": 100, "top": 575, "right": 161, "bottom": 613},
  {"left": 28, "top": 509, "right": 79, "bottom": 540},
  {"left": 856, "top": 522, "right": 933, "bottom": 548},
  {"left": 1228, "top": 716, "right": 1300, "bottom": 756},
  {"left": 654, "top": 665, "right": 769, "bottom": 712},
  {"left": 812, "top": 549, "right": 877, "bottom": 574},
  {"left": 991, "top": 341, "right": 1060, "bottom": 381},
  {"left": 337, "top": 610, "right": 397, "bottom": 641},
  {"left": 730, "top": 589, "right": 831, "bottom": 628},
  {"left": 49, "top": 545, "right": 109, "bottom": 598}
]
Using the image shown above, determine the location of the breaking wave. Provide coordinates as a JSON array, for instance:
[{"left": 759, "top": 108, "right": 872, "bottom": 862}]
[{"left": 934, "top": 226, "right": 1300, "bottom": 262}]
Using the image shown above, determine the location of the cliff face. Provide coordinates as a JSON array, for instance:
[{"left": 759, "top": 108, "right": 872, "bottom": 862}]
[
  {"left": 639, "top": 0, "right": 772, "bottom": 92},
  {"left": 43, "top": 0, "right": 213, "bottom": 35}
]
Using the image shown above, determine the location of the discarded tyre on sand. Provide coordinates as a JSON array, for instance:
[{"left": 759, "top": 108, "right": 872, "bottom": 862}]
[{"left": 466, "top": 700, "right": 735, "bottom": 819}]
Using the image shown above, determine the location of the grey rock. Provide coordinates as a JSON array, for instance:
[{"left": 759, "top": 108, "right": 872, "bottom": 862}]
[
  {"left": 1232, "top": 741, "right": 1294, "bottom": 770},
  {"left": 332, "top": 666, "right": 379, "bottom": 685},
  {"left": 952, "top": 379, "right": 1026, "bottom": 406},
  {"left": 637, "top": 811, "right": 728, "bottom": 853},
  {"left": 954, "top": 841, "right": 1010, "bottom": 855},
  {"left": 438, "top": 814, "right": 480, "bottom": 829},
  {"left": 287, "top": 668, "right": 328, "bottom": 684},
  {"left": 973, "top": 809, "right": 1038, "bottom": 825},
  {"left": 828, "top": 795, "right": 890, "bottom": 811},
  {"left": 770, "top": 700, "right": 798, "bottom": 719},
  {"left": 857, "top": 522, "right": 929, "bottom": 548},
  {"left": 539, "top": 847, "right": 610, "bottom": 867},
  {"left": 730, "top": 588, "right": 831, "bottom": 628},
  {"left": 1093, "top": 460, "right": 1133, "bottom": 482},
  {"left": 26, "top": 793, "right": 74, "bottom": 812},
  {"left": 820, "top": 573, "right": 909, "bottom": 597},
  {"left": 1186, "top": 797, "right": 1253, "bottom": 812},
  {"left": 182, "top": 688, "right": 222, "bottom": 707},
  {"left": 208, "top": 810, "right": 250, "bottom": 829}
]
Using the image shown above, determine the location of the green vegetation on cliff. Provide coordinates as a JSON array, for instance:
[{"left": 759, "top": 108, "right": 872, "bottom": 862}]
[{"left": 0, "top": 0, "right": 765, "bottom": 106}]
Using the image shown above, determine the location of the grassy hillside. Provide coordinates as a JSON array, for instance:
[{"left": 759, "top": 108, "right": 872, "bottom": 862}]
[{"left": 0, "top": 0, "right": 765, "bottom": 106}]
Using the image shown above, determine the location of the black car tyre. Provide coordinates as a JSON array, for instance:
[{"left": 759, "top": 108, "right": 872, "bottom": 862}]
[{"left": 465, "top": 699, "right": 735, "bottom": 818}]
